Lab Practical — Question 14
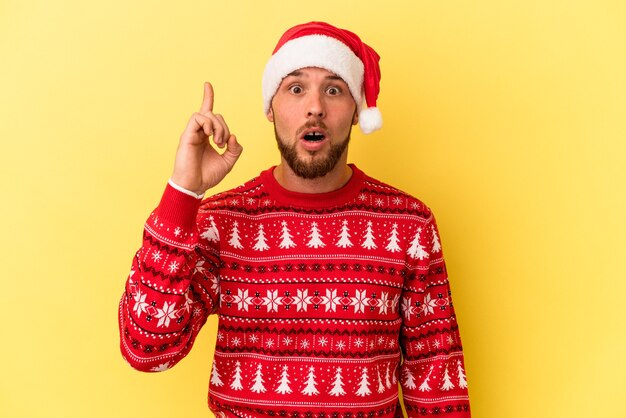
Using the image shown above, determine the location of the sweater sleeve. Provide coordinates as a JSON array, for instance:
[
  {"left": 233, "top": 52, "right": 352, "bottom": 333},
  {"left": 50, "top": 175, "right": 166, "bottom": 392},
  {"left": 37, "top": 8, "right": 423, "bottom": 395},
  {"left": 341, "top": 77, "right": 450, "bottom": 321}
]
[
  {"left": 118, "top": 184, "right": 220, "bottom": 372},
  {"left": 399, "top": 214, "right": 471, "bottom": 416}
]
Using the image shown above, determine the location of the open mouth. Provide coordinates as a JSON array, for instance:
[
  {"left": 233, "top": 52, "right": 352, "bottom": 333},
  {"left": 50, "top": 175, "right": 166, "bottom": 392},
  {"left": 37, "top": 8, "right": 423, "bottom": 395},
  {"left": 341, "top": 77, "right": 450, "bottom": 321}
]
[{"left": 303, "top": 132, "right": 326, "bottom": 142}]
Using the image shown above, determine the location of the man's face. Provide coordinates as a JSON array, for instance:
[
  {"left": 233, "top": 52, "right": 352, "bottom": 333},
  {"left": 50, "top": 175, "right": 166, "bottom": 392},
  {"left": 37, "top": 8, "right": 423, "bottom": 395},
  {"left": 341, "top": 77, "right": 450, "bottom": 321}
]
[{"left": 268, "top": 67, "right": 358, "bottom": 179}]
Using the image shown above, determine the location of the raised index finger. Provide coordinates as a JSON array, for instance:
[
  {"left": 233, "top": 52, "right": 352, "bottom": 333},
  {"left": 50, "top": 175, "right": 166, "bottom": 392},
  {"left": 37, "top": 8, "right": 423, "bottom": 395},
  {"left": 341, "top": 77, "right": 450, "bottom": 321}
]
[{"left": 199, "top": 82, "right": 214, "bottom": 113}]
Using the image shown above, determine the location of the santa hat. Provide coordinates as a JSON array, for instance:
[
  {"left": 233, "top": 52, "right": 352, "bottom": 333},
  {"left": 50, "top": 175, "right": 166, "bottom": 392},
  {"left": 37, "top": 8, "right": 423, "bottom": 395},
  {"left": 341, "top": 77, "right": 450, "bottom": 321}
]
[{"left": 262, "top": 21, "right": 382, "bottom": 134}]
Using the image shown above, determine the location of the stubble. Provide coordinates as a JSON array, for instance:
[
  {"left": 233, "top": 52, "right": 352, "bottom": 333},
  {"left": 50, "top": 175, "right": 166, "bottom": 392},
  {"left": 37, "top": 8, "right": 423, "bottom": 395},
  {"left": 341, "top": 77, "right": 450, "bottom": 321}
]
[{"left": 274, "top": 125, "right": 351, "bottom": 179}]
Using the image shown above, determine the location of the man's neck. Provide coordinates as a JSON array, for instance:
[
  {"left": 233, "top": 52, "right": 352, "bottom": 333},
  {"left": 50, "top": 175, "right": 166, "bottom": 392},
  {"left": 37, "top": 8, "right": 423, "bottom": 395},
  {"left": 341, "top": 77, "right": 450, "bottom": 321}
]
[{"left": 273, "top": 162, "right": 353, "bottom": 194}]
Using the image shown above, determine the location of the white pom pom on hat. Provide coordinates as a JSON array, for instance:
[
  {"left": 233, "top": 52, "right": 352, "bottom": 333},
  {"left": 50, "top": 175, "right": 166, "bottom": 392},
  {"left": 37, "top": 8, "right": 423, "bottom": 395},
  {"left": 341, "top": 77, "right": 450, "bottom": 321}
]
[{"left": 262, "top": 21, "right": 382, "bottom": 134}]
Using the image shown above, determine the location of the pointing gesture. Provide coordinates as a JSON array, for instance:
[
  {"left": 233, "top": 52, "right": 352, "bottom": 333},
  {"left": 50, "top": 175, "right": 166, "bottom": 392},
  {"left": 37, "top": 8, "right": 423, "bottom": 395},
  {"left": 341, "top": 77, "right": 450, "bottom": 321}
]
[{"left": 171, "top": 82, "right": 243, "bottom": 194}]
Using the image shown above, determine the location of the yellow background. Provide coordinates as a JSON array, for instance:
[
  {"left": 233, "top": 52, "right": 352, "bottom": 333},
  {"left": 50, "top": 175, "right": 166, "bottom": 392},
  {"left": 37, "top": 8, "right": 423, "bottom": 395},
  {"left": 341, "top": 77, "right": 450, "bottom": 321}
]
[{"left": 1, "top": 1, "right": 625, "bottom": 417}]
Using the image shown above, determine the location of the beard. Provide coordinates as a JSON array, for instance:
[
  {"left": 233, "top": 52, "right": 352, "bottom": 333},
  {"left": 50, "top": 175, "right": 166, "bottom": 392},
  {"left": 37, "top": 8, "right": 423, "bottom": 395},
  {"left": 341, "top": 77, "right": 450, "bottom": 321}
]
[{"left": 274, "top": 124, "right": 351, "bottom": 180}]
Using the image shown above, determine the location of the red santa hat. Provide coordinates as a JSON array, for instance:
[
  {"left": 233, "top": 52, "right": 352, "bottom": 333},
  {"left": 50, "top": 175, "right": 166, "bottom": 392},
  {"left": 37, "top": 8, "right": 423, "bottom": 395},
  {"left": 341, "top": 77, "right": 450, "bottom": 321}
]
[{"left": 262, "top": 21, "right": 382, "bottom": 134}]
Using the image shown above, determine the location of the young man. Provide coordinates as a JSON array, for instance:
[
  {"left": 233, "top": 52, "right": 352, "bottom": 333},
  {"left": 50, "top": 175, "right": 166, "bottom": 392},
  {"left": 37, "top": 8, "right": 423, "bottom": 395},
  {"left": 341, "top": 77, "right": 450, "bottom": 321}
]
[{"left": 119, "top": 22, "right": 471, "bottom": 417}]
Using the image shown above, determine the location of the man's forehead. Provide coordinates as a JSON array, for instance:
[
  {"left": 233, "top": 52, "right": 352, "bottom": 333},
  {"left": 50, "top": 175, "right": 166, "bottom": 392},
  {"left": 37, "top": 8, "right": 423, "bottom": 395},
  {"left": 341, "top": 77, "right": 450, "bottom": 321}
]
[{"left": 285, "top": 68, "right": 345, "bottom": 82}]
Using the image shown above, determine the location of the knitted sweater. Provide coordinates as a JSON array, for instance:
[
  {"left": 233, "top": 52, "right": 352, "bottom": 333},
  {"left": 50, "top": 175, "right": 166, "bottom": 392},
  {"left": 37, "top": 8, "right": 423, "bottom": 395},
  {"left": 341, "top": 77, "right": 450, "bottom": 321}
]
[{"left": 119, "top": 164, "right": 471, "bottom": 417}]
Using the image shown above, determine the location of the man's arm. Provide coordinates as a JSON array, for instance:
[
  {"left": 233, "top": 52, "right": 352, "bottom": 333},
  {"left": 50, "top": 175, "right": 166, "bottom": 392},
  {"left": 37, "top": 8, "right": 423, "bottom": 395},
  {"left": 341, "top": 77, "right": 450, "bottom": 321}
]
[
  {"left": 399, "top": 214, "right": 471, "bottom": 416},
  {"left": 118, "top": 83, "right": 242, "bottom": 372}
]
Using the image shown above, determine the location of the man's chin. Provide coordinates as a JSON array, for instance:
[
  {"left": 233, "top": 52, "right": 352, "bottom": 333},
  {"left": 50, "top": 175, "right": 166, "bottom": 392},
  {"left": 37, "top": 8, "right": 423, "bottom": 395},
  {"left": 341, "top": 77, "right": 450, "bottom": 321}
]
[
  {"left": 275, "top": 129, "right": 351, "bottom": 180},
  {"left": 287, "top": 160, "right": 336, "bottom": 180}
]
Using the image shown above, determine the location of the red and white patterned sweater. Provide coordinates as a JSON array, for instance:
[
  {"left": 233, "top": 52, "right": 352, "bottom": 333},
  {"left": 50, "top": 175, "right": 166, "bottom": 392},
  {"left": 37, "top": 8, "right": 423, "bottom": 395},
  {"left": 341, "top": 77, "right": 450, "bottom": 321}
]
[{"left": 119, "top": 164, "right": 471, "bottom": 417}]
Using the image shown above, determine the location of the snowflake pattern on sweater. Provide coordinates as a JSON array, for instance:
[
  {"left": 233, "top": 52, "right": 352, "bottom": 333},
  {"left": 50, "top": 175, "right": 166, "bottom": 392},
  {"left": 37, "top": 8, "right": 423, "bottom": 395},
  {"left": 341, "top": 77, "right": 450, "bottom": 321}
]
[{"left": 119, "top": 165, "right": 471, "bottom": 417}]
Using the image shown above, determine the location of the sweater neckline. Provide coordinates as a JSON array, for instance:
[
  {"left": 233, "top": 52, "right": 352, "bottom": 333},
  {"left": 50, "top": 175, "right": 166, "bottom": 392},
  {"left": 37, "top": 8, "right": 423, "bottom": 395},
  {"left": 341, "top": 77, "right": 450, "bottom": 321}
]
[{"left": 260, "top": 164, "right": 365, "bottom": 209}]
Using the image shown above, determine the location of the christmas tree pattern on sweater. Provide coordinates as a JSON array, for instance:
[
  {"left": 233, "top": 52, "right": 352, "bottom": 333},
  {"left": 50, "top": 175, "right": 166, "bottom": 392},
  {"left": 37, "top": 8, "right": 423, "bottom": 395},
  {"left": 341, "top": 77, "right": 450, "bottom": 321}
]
[{"left": 119, "top": 165, "right": 470, "bottom": 417}]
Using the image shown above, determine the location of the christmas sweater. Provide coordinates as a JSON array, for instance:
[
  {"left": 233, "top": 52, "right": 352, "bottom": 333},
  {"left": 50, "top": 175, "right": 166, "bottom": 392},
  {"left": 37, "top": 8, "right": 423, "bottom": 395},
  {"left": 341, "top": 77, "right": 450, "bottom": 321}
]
[{"left": 119, "top": 164, "right": 471, "bottom": 417}]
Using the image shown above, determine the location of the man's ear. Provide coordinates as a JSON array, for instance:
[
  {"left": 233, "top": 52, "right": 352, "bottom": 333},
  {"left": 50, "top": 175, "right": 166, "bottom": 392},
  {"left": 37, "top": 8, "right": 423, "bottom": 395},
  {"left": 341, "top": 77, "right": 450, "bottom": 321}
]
[
  {"left": 267, "top": 107, "right": 274, "bottom": 122},
  {"left": 352, "top": 108, "right": 359, "bottom": 126}
]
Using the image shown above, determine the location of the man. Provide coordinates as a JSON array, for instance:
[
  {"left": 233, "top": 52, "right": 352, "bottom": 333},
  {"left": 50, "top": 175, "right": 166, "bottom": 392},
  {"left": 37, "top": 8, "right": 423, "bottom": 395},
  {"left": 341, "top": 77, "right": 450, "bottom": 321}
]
[{"left": 119, "top": 22, "right": 471, "bottom": 417}]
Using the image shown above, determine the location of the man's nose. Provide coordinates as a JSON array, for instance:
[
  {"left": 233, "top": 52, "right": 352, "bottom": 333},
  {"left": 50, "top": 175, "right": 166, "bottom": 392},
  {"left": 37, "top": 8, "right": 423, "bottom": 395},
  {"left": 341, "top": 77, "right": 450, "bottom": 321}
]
[{"left": 306, "top": 91, "right": 325, "bottom": 118}]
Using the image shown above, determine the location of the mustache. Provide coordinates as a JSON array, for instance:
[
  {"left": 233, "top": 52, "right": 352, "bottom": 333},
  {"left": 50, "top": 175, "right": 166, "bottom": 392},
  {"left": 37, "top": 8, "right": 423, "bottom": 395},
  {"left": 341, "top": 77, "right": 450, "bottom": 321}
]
[{"left": 296, "top": 120, "right": 329, "bottom": 136}]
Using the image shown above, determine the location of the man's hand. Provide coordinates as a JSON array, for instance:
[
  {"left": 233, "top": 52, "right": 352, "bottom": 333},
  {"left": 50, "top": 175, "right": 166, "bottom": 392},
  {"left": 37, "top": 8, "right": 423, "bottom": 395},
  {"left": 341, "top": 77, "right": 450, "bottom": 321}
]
[{"left": 171, "top": 82, "right": 243, "bottom": 195}]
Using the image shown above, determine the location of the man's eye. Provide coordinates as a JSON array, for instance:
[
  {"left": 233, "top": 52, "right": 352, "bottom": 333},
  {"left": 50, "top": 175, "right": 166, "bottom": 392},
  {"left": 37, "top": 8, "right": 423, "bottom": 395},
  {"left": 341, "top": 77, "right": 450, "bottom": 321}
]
[
  {"left": 326, "top": 86, "right": 340, "bottom": 95},
  {"left": 289, "top": 85, "right": 303, "bottom": 94}
]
